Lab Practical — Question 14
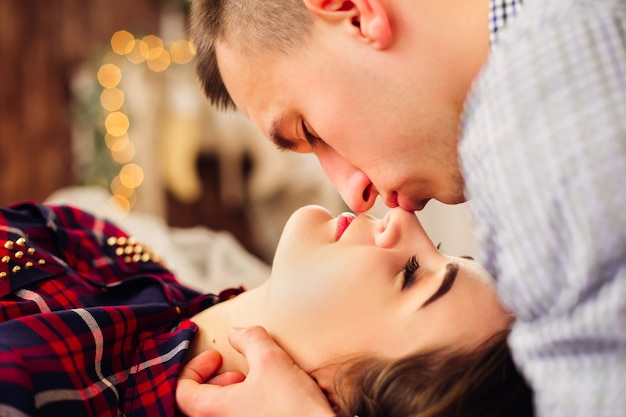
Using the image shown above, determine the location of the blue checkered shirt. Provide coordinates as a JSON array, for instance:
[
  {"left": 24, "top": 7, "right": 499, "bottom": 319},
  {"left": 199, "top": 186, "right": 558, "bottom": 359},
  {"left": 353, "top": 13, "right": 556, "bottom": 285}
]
[{"left": 461, "top": 0, "right": 626, "bottom": 416}]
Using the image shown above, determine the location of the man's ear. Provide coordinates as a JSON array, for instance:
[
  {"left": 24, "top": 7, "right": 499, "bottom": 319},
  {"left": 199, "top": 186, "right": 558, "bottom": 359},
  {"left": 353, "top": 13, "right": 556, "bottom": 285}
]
[{"left": 303, "top": 0, "right": 393, "bottom": 49}]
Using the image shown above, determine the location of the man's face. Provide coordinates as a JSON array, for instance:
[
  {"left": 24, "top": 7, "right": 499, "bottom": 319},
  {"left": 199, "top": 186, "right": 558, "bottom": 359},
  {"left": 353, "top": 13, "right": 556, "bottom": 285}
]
[{"left": 216, "top": 14, "right": 469, "bottom": 213}]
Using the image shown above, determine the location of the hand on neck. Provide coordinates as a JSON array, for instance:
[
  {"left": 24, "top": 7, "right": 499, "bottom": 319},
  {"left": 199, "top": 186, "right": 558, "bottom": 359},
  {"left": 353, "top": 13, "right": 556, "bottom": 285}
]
[{"left": 185, "top": 287, "right": 267, "bottom": 375}]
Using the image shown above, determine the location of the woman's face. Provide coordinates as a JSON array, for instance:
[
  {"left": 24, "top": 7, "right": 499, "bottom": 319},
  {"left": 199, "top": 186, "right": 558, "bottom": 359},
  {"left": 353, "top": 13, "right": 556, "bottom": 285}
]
[{"left": 264, "top": 206, "right": 511, "bottom": 374}]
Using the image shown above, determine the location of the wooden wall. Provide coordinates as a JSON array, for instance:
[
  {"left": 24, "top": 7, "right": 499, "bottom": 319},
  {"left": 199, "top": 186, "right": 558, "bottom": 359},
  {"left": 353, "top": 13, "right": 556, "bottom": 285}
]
[{"left": 0, "top": 0, "right": 162, "bottom": 206}]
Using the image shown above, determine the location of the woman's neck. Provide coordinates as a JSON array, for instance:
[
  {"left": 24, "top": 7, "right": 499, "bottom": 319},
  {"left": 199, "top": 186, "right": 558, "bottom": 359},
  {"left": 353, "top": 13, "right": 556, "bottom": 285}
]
[{"left": 184, "top": 287, "right": 266, "bottom": 375}]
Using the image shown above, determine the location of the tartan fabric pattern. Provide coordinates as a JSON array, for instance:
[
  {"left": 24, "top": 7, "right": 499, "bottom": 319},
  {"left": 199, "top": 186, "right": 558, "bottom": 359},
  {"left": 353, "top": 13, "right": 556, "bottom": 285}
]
[
  {"left": 463, "top": 0, "right": 626, "bottom": 416},
  {"left": 0, "top": 203, "right": 242, "bottom": 416}
]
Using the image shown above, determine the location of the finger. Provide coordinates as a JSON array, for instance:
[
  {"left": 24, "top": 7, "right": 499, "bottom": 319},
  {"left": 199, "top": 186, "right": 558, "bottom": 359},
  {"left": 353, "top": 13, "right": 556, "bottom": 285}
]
[
  {"left": 228, "top": 326, "right": 295, "bottom": 372},
  {"left": 178, "top": 350, "right": 223, "bottom": 383},
  {"left": 176, "top": 351, "right": 226, "bottom": 417},
  {"left": 208, "top": 371, "right": 246, "bottom": 386}
]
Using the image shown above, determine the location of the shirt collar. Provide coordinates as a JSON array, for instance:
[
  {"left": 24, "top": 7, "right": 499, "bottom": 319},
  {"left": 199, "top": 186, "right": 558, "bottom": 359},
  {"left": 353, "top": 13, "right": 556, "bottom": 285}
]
[{"left": 489, "top": 0, "right": 524, "bottom": 45}]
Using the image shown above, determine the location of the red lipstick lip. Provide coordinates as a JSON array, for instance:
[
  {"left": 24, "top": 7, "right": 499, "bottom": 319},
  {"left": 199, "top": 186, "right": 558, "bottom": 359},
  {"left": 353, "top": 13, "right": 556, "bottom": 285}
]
[{"left": 335, "top": 212, "right": 356, "bottom": 241}]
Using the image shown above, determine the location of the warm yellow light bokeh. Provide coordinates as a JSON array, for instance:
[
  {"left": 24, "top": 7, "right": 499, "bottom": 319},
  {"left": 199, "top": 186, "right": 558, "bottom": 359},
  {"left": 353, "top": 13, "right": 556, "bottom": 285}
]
[
  {"left": 105, "top": 112, "right": 130, "bottom": 137},
  {"left": 105, "top": 133, "right": 129, "bottom": 152},
  {"left": 111, "top": 141, "right": 136, "bottom": 164},
  {"left": 100, "top": 87, "right": 125, "bottom": 112},
  {"left": 103, "top": 29, "right": 197, "bottom": 211},
  {"left": 170, "top": 40, "right": 195, "bottom": 64},
  {"left": 111, "top": 30, "right": 135, "bottom": 55},
  {"left": 109, "top": 194, "right": 132, "bottom": 215},
  {"left": 147, "top": 49, "right": 171, "bottom": 72},
  {"left": 119, "top": 163, "right": 144, "bottom": 188},
  {"left": 97, "top": 64, "right": 122, "bottom": 88},
  {"left": 111, "top": 176, "right": 135, "bottom": 198},
  {"left": 142, "top": 35, "right": 164, "bottom": 51},
  {"left": 126, "top": 40, "right": 149, "bottom": 64}
]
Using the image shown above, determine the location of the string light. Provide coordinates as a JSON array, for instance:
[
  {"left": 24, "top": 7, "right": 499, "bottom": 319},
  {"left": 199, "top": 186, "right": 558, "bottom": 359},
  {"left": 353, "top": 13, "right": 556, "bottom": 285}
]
[
  {"left": 104, "top": 111, "right": 130, "bottom": 137},
  {"left": 100, "top": 87, "right": 125, "bottom": 112},
  {"left": 170, "top": 39, "right": 195, "bottom": 64},
  {"left": 97, "top": 29, "right": 197, "bottom": 214},
  {"left": 97, "top": 64, "right": 122, "bottom": 88},
  {"left": 110, "top": 30, "right": 135, "bottom": 55}
]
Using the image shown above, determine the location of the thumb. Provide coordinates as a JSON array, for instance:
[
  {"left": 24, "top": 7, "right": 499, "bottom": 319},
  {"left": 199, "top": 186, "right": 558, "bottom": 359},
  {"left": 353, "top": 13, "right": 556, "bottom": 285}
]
[{"left": 228, "top": 326, "right": 294, "bottom": 372}]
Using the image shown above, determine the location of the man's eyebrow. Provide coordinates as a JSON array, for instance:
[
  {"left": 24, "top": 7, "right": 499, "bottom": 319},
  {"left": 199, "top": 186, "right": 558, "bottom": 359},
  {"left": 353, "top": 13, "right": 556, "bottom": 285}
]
[
  {"left": 420, "top": 262, "right": 458, "bottom": 308},
  {"left": 270, "top": 116, "right": 297, "bottom": 151}
]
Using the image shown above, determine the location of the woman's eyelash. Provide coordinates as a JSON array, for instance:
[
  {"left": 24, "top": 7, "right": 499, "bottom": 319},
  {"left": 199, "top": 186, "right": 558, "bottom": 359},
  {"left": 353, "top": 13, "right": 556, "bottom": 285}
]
[
  {"left": 302, "top": 121, "right": 321, "bottom": 148},
  {"left": 402, "top": 255, "right": 420, "bottom": 289}
]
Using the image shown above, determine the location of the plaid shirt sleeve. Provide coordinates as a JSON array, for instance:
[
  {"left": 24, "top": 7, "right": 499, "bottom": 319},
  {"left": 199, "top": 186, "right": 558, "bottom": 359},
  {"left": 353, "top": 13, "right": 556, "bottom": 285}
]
[
  {"left": 461, "top": 0, "right": 626, "bottom": 416},
  {"left": 0, "top": 202, "right": 243, "bottom": 417}
]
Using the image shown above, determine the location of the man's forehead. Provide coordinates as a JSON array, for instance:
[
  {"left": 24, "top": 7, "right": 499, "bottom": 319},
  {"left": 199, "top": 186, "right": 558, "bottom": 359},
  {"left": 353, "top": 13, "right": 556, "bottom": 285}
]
[
  {"left": 214, "top": 43, "right": 256, "bottom": 112},
  {"left": 215, "top": 40, "right": 305, "bottom": 152}
]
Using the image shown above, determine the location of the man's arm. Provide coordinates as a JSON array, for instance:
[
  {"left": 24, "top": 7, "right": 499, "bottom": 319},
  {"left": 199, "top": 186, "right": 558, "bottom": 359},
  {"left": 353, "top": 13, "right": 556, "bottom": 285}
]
[
  {"left": 460, "top": 1, "right": 626, "bottom": 415},
  {"left": 176, "top": 326, "right": 336, "bottom": 417}
]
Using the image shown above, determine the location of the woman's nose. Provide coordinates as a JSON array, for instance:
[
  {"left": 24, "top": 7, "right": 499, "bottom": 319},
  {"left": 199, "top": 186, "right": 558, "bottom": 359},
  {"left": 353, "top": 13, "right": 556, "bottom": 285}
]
[
  {"left": 316, "top": 147, "right": 378, "bottom": 213},
  {"left": 374, "top": 208, "right": 440, "bottom": 256},
  {"left": 373, "top": 208, "right": 406, "bottom": 248}
]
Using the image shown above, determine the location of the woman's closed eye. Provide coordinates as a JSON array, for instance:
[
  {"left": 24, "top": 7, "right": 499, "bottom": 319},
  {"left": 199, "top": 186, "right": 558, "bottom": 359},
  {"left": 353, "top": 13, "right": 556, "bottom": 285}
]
[
  {"left": 402, "top": 255, "right": 419, "bottom": 289},
  {"left": 301, "top": 120, "right": 322, "bottom": 148}
]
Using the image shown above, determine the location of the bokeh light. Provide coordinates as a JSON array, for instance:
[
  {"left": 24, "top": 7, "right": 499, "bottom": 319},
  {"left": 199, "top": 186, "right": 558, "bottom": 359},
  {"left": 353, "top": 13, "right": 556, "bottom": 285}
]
[
  {"left": 119, "top": 163, "right": 144, "bottom": 189},
  {"left": 104, "top": 111, "right": 130, "bottom": 137},
  {"left": 147, "top": 49, "right": 171, "bottom": 72},
  {"left": 110, "top": 175, "right": 135, "bottom": 198},
  {"left": 100, "top": 29, "right": 197, "bottom": 213},
  {"left": 109, "top": 194, "right": 133, "bottom": 213},
  {"left": 170, "top": 40, "right": 195, "bottom": 64},
  {"left": 100, "top": 87, "right": 125, "bottom": 112},
  {"left": 97, "top": 64, "right": 122, "bottom": 88},
  {"left": 142, "top": 35, "right": 164, "bottom": 56},
  {"left": 126, "top": 40, "right": 149, "bottom": 64},
  {"left": 110, "top": 30, "right": 135, "bottom": 55},
  {"left": 111, "top": 141, "right": 136, "bottom": 164},
  {"left": 105, "top": 133, "right": 129, "bottom": 152}
]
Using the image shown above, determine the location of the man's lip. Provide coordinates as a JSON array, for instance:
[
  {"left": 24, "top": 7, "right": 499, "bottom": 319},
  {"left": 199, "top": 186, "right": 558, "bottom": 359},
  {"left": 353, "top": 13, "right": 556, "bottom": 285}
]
[
  {"left": 397, "top": 196, "right": 429, "bottom": 212},
  {"left": 385, "top": 191, "right": 429, "bottom": 212},
  {"left": 335, "top": 212, "right": 356, "bottom": 240},
  {"left": 398, "top": 201, "right": 428, "bottom": 212}
]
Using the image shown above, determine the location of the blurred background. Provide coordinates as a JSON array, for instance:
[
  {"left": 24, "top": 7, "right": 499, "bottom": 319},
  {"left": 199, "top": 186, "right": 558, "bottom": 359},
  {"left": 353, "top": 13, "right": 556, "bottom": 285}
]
[{"left": 0, "top": 0, "right": 477, "bottom": 269}]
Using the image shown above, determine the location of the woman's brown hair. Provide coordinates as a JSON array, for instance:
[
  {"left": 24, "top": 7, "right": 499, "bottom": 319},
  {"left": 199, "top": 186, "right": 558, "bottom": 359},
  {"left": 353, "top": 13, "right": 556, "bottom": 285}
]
[{"left": 336, "top": 330, "right": 534, "bottom": 417}]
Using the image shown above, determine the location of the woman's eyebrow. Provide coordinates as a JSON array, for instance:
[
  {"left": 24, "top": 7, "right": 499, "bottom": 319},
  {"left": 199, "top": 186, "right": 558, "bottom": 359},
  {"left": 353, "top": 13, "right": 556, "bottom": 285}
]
[{"left": 420, "top": 262, "right": 459, "bottom": 308}]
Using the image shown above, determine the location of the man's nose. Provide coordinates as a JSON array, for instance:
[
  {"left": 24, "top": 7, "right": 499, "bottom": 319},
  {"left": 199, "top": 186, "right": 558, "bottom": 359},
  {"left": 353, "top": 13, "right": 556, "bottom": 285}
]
[{"left": 317, "top": 148, "right": 378, "bottom": 213}]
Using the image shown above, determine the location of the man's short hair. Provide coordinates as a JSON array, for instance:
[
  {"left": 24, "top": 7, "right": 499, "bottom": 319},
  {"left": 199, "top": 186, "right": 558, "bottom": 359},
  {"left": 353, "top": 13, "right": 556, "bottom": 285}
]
[{"left": 190, "top": 0, "right": 312, "bottom": 109}]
